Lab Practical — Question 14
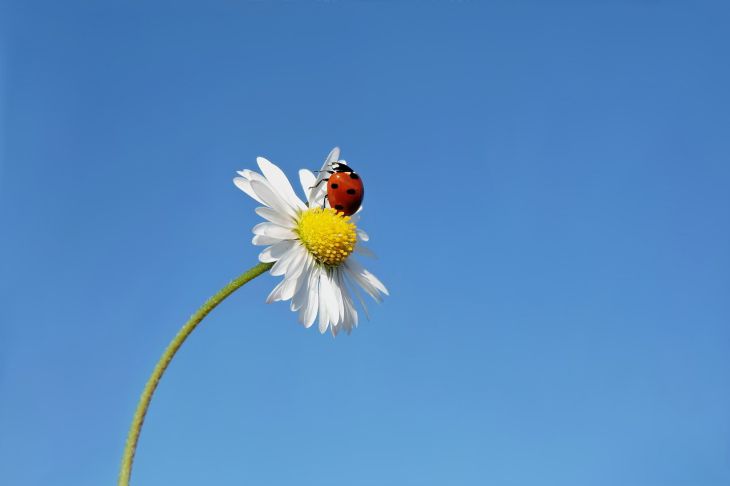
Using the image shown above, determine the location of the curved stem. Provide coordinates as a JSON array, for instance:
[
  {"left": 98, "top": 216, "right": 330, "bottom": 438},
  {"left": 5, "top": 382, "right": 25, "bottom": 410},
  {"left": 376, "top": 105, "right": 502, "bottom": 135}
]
[{"left": 118, "top": 262, "right": 273, "bottom": 486}]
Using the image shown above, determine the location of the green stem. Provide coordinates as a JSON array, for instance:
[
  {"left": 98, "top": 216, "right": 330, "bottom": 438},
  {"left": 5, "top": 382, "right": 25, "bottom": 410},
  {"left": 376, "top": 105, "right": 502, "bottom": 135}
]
[{"left": 118, "top": 261, "right": 273, "bottom": 486}]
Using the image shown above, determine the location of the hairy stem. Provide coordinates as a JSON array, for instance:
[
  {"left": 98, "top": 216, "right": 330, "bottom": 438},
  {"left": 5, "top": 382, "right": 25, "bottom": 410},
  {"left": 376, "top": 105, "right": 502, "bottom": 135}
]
[{"left": 118, "top": 262, "right": 273, "bottom": 486}]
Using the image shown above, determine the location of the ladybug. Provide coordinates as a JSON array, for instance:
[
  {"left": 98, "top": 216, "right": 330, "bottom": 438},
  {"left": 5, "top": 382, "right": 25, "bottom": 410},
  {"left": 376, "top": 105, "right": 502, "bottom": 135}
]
[{"left": 312, "top": 162, "right": 364, "bottom": 216}]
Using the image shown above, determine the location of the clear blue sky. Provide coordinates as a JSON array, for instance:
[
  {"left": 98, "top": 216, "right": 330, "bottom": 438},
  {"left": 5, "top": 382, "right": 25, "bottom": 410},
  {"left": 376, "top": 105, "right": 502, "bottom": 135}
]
[{"left": 1, "top": 2, "right": 729, "bottom": 485}]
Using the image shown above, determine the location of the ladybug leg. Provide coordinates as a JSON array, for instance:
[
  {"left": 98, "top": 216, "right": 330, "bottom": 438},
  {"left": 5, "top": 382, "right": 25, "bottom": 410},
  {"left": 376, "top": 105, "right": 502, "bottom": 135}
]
[
  {"left": 308, "top": 177, "right": 329, "bottom": 190},
  {"left": 322, "top": 194, "right": 328, "bottom": 209}
]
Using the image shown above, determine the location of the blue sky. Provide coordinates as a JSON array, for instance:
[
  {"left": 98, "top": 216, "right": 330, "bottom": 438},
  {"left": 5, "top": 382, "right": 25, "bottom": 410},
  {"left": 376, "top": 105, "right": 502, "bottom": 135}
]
[{"left": 1, "top": 1, "right": 729, "bottom": 485}]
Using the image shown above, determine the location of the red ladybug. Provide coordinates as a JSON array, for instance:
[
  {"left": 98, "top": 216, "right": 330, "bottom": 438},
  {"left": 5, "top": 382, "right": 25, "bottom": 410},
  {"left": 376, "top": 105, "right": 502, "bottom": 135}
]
[{"left": 312, "top": 162, "right": 364, "bottom": 216}]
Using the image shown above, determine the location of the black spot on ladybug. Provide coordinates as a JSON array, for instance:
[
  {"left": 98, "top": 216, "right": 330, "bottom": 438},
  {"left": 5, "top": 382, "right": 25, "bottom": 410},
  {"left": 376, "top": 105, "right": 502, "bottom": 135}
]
[
  {"left": 349, "top": 173, "right": 360, "bottom": 180},
  {"left": 346, "top": 188, "right": 357, "bottom": 195},
  {"left": 331, "top": 183, "right": 339, "bottom": 189},
  {"left": 334, "top": 204, "right": 344, "bottom": 210}
]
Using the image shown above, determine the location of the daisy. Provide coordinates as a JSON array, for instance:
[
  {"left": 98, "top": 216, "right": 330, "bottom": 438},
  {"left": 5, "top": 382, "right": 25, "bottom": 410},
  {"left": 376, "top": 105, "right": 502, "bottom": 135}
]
[{"left": 233, "top": 147, "right": 388, "bottom": 335}]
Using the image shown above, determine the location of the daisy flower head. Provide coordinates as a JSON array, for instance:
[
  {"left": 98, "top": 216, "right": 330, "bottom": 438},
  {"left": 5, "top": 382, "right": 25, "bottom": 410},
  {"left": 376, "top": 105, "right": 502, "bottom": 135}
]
[{"left": 233, "top": 147, "right": 388, "bottom": 335}]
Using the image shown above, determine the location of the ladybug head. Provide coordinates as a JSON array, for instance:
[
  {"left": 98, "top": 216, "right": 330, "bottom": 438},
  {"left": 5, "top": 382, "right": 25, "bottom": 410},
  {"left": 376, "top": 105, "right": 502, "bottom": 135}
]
[{"left": 331, "top": 162, "right": 354, "bottom": 173}]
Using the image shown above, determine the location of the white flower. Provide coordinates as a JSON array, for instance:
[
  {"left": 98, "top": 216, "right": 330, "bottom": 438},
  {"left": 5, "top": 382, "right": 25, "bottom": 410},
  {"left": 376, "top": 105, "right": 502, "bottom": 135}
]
[{"left": 233, "top": 147, "right": 388, "bottom": 335}]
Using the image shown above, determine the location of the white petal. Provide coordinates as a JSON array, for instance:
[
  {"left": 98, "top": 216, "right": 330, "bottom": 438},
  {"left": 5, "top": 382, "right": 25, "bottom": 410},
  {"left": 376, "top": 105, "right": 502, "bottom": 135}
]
[
  {"left": 317, "top": 269, "right": 341, "bottom": 334},
  {"left": 310, "top": 184, "right": 327, "bottom": 209},
  {"left": 309, "top": 147, "right": 340, "bottom": 206},
  {"left": 250, "top": 179, "right": 297, "bottom": 218},
  {"left": 265, "top": 278, "right": 288, "bottom": 304},
  {"left": 258, "top": 240, "right": 296, "bottom": 263},
  {"left": 252, "top": 222, "right": 296, "bottom": 240},
  {"left": 344, "top": 292, "right": 358, "bottom": 331},
  {"left": 279, "top": 274, "right": 300, "bottom": 301},
  {"left": 266, "top": 251, "right": 307, "bottom": 303},
  {"left": 285, "top": 246, "right": 308, "bottom": 280},
  {"left": 364, "top": 270, "right": 389, "bottom": 296},
  {"left": 291, "top": 256, "right": 314, "bottom": 312},
  {"left": 317, "top": 269, "right": 331, "bottom": 333},
  {"left": 298, "top": 169, "right": 317, "bottom": 203},
  {"left": 252, "top": 234, "right": 281, "bottom": 246},
  {"left": 257, "top": 157, "right": 307, "bottom": 211},
  {"left": 344, "top": 264, "right": 385, "bottom": 303},
  {"left": 246, "top": 171, "right": 297, "bottom": 215},
  {"left": 357, "top": 229, "right": 370, "bottom": 242},
  {"left": 301, "top": 265, "right": 320, "bottom": 328},
  {"left": 337, "top": 270, "right": 358, "bottom": 333},
  {"left": 322, "top": 271, "right": 338, "bottom": 329},
  {"left": 344, "top": 270, "right": 370, "bottom": 320},
  {"left": 240, "top": 169, "right": 259, "bottom": 180},
  {"left": 325, "top": 271, "right": 340, "bottom": 328},
  {"left": 330, "top": 270, "right": 345, "bottom": 325},
  {"left": 347, "top": 258, "right": 389, "bottom": 298},
  {"left": 270, "top": 244, "right": 304, "bottom": 277},
  {"left": 233, "top": 177, "right": 265, "bottom": 205},
  {"left": 255, "top": 206, "right": 295, "bottom": 227},
  {"left": 269, "top": 245, "right": 297, "bottom": 276}
]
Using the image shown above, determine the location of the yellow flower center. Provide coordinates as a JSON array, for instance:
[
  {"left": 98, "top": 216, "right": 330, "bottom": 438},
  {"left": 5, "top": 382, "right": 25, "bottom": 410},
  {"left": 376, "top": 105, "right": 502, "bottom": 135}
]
[{"left": 296, "top": 207, "right": 357, "bottom": 267}]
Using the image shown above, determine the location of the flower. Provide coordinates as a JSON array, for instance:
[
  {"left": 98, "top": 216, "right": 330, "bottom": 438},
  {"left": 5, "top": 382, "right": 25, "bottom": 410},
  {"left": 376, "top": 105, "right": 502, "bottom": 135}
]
[{"left": 233, "top": 147, "right": 388, "bottom": 335}]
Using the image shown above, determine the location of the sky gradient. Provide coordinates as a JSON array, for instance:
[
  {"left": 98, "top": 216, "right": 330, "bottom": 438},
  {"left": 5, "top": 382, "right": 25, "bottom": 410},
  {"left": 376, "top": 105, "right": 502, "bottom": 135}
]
[{"left": 1, "top": 1, "right": 729, "bottom": 485}]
